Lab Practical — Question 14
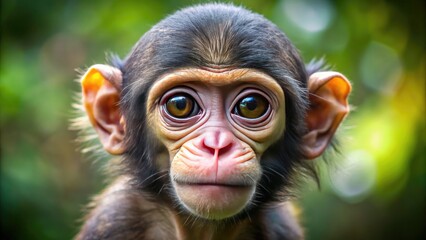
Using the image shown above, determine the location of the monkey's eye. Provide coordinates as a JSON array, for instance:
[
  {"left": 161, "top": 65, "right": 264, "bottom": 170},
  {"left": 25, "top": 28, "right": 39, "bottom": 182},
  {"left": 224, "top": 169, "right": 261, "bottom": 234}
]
[
  {"left": 165, "top": 94, "right": 199, "bottom": 118},
  {"left": 234, "top": 94, "right": 269, "bottom": 119}
]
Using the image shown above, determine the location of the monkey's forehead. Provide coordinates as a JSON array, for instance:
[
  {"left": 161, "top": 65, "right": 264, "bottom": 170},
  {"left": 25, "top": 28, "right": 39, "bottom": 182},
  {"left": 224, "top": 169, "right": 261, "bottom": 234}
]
[{"left": 146, "top": 68, "right": 284, "bottom": 107}]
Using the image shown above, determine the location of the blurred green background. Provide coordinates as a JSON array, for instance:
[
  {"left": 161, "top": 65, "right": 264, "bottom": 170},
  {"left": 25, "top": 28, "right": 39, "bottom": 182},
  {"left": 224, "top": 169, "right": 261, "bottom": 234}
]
[{"left": 1, "top": 0, "right": 424, "bottom": 239}]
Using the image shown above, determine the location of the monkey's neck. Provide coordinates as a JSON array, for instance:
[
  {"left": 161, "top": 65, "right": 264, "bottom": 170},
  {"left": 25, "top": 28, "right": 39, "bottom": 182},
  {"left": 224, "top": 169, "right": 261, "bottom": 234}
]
[{"left": 171, "top": 212, "right": 251, "bottom": 240}]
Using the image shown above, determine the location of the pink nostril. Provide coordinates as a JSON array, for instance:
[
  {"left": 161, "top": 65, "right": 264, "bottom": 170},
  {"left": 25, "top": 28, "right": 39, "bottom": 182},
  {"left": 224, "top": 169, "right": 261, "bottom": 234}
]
[
  {"left": 202, "top": 131, "right": 234, "bottom": 155},
  {"left": 218, "top": 143, "right": 233, "bottom": 156},
  {"left": 201, "top": 141, "right": 216, "bottom": 155}
]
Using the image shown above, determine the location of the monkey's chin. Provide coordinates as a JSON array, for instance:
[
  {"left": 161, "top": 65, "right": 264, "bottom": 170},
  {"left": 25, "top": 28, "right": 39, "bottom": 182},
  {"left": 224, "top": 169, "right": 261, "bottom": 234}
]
[{"left": 174, "top": 182, "right": 255, "bottom": 220}]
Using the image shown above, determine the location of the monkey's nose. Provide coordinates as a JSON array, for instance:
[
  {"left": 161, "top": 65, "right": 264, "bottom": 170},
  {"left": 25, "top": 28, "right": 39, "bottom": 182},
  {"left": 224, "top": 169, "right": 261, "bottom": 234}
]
[{"left": 202, "top": 130, "right": 234, "bottom": 156}]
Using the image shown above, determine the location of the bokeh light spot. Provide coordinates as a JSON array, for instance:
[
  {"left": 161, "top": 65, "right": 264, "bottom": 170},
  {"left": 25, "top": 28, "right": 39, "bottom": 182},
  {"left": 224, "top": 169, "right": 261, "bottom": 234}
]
[
  {"left": 359, "top": 41, "right": 403, "bottom": 95},
  {"left": 282, "top": 0, "right": 335, "bottom": 33},
  {"left": 331, "top": 150, "right": 376, "bottom": 203}
]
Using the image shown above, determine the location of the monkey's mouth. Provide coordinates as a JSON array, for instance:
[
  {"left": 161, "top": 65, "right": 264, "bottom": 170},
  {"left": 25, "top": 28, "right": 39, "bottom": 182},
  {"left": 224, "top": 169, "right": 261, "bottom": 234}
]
[
  {"left": 175, "top": 182, "right": 253, "bottom": 199},
  {"left": 173, "top": 180, "right": 255, "bottom": 219},
  {"left": 175, "top": 180, "right": 252, "bottom": 188},
  {"left": 174, "top": 180, "right": 253, "bottom": 196},
  {"left": 175, "top": 182, "right": 252, "bottom": 193}
]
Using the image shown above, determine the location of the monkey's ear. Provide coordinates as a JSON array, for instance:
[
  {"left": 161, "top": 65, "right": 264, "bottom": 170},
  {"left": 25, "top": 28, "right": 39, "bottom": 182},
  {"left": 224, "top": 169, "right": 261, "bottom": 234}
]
[
  {"left": 81, "top": 64, "right": 126, "bottom": 155},
  {"left": 302, "top": 72, "right": 351, "bottom": 159}
]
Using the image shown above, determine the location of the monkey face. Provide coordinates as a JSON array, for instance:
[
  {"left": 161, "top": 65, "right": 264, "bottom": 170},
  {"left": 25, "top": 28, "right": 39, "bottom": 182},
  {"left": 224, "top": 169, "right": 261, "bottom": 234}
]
[
  {"left": 146, "top": 68, "right": 285, "bottom": 219},
  {"left": 80, "top": 64, "right": 350, "bottom": 221}
]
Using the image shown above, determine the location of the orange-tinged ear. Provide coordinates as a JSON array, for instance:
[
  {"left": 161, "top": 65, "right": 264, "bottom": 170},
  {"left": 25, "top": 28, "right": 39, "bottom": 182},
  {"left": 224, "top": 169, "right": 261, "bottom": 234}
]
[
  {"left": 302, "top": 71, "right": 351, "bottom": 159},
  {"left": 81, "top": 64, "right": 125, "bottom": 155}
]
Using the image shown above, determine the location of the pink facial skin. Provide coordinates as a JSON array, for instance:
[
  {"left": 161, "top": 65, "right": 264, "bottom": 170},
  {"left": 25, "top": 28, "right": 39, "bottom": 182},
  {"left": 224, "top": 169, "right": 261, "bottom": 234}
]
[{"left": 146, "top": 68, "right": 285, "bottom": 219}]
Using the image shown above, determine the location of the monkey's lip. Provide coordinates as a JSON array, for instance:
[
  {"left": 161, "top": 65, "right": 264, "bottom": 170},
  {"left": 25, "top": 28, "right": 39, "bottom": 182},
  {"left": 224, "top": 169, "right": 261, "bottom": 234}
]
[
  {"left": 174, "top": 180, "right": 255, "bottom": 219},
  {"left": 175, "top": 181, "right": 253, "bottom": 199},
  {"left": 174, "top": 181, "right": 254, "bottom": 198},
  {"left": 174, "top": 180, "right": 252, "bottom": 188}
]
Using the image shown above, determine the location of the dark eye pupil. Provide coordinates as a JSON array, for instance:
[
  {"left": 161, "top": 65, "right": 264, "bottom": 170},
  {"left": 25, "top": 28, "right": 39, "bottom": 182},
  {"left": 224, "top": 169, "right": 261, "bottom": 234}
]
[
  {"left": 174, "top": 97, "right": 187, "bottom": 110},
  {"left": 241, "top": 97, "right": 257, "bottom": 111}
]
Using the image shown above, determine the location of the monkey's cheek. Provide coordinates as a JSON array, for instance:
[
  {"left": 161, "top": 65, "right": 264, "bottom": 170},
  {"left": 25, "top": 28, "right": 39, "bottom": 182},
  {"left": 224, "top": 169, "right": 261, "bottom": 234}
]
[{"left": 175, "top": 183, "right": 255, "bottom": 220}]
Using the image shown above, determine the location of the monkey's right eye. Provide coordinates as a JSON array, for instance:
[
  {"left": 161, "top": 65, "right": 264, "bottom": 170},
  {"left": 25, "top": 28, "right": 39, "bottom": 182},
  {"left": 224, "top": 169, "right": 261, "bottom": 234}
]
[{"left": 165, "top": 94, "right": 199, "bottom": 118}]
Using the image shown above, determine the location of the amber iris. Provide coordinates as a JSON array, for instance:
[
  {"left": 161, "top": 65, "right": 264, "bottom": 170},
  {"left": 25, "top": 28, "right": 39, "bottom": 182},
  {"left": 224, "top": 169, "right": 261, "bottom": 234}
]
[
  {"left": 166, "top": 95, "right": 194, "bottom": 118},
  {"left": 236, "top": 94, "right": 268, "bottom": 119}
]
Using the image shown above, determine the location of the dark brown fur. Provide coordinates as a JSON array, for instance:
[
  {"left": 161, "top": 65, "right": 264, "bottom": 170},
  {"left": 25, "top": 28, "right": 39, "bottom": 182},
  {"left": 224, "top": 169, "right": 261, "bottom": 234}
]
[{"left": 76, "top": 177, "right": 303, "bottom": 240}]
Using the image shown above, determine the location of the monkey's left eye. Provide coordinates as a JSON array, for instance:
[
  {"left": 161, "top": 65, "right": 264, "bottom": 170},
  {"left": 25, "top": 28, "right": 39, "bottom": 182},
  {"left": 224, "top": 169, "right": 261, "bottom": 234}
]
[
  {"left": 165, "top": 94, "right": 199, "bottom": 118},
  {"left": 234, "top": 94, "right": 269, "bottom": 119}
]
